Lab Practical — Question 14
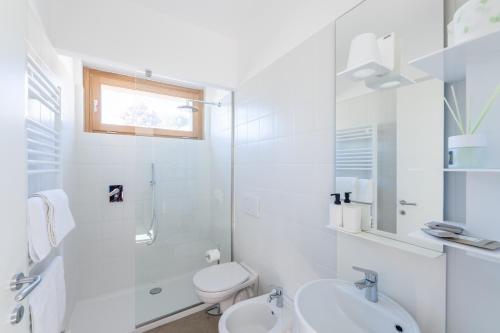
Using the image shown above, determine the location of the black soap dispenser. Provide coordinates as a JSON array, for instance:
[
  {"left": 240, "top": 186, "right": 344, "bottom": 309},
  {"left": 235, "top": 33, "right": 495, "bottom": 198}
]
[
  {"left": 331, "top": 193, "right": 342, "bottom": 205},
  {"left": 344, "top": 192, "right": 352, "bottom": 204}
]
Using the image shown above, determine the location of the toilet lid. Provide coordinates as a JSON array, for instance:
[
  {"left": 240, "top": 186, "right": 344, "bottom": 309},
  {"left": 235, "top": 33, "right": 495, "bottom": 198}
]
[{"left": 193, "top": 262, "right": 250, "bottom": 293}]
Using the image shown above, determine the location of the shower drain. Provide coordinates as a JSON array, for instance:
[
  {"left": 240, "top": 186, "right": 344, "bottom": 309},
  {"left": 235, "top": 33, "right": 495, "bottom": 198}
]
[{"left": 149, "top": 287, "right": 162, "bottom": 295}]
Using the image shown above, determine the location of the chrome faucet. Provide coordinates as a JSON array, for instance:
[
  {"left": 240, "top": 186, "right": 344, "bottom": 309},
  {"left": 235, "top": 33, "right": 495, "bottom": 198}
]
[
  {"left": 268, "top": 286, "right": 284, "bottom": 308},
  {"left": 353, "top": 266, "right": 378, "bottom": 303}
]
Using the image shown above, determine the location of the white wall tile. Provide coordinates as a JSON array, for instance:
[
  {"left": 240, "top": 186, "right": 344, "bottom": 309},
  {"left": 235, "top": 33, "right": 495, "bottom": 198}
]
[{"left": 234, "top": 24, "right": 336, "bottom": 298}]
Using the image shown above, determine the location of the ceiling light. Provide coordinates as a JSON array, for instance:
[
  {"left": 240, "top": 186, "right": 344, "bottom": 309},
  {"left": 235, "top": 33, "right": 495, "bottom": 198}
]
[
  {"left": 352, "top": 68, "right": 377, "bottom": 79},
  {"left": 379, "top": 80, "right": 401, "bottom": 89},
  {"left": 365, "top": 72, "right": 414, "bottom": 91}
]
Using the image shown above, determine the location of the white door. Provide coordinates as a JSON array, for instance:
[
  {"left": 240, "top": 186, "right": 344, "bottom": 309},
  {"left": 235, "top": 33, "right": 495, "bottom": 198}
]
[
  {"left": 397, "top": 79, "right": 444, "bottom": 239},
  {"left": 0, "top": 0, "right": 30, "bottom": 332}
]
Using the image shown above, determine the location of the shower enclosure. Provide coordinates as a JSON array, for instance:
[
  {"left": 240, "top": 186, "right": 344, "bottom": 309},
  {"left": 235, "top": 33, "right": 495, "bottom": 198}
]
[
  {"left": 66, "top": 84, "right": 233, "bottom": 333},
  {"left": 133, "top": 89, "right": 233, "bottom": 327}
]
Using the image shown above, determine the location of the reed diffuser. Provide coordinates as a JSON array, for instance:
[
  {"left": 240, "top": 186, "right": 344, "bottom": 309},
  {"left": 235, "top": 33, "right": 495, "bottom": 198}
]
[{"left": 445, "top": 84, "right": 500, "bottom": 168}]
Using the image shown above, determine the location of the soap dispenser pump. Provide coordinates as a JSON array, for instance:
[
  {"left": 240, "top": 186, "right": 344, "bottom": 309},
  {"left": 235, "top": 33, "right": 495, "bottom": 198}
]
[
  {"left": 329, "top": 193, "right": 343, "bottom": 227},
  {"left": 332, "top": 193, "right": 342, "bottom": 205},
  {"left": 344, "top": 192, "right": 352, "bottom": 204}
]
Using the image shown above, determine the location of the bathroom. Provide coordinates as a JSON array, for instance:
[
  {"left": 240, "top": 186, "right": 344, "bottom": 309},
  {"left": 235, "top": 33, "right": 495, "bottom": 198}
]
[{"left": 1, "top": 0, "right": 500, "bottom": 332}]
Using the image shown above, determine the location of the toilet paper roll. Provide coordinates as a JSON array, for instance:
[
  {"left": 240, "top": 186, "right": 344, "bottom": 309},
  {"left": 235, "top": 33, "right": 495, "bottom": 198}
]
[{"left": 205, "top": 248, "right": 221, "bottom": 263}]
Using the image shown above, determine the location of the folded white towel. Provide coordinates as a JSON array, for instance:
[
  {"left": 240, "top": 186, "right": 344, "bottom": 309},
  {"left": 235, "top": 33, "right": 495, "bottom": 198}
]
[
  {"left": 357, "top": 179, "right": 374, "bottom": 203},
  {"left": 336, "top": 177, "right": 358, "bottom": 197},
  {"left": 33, "top": 189, "right": 75, "bottom": 248},
  {"left": 29, "top": 256, "right": 66, "bottom": 333},
  {"left": 27, "top": 197, "right": 53, "bottom": 262}
]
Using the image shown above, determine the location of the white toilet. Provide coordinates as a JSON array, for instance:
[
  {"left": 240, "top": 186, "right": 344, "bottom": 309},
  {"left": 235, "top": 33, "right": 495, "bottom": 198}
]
[{"left": 193, "top": 262, "right": 258, "bottom": 313}]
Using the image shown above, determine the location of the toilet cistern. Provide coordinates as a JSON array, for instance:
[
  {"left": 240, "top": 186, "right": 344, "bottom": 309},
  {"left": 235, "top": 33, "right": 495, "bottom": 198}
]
[
  {"left": 267, "top": 286, "right": 284, "bottom": 308},
  {"left": 353, "top": 266, "right": 378, "bottom": 303}
]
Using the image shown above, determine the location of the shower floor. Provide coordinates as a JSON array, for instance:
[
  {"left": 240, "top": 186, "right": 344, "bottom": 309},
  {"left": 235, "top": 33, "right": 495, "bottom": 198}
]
[
  {"left": 135, "top": 272, "right": 202, "bottom": 326},
  {"left": 69, "top": 272, "right": 202, "bottom": 333}
]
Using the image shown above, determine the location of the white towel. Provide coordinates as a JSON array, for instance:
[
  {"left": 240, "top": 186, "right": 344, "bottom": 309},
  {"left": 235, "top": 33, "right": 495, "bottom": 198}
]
[
  {"left": 336, "top": 177, "right": 358, "bottom": 197},
  {"left": 27, "top": 197, "right": 53, "bottom": 262},
  {"left": 29, "top": 256, "right": 66, "bottom": 333},
  {"left": 33, "top": 189, "right": 75, "bottom": 248},
  {"left": 357, "top": 179, "right": 374, "bottom": 203}
]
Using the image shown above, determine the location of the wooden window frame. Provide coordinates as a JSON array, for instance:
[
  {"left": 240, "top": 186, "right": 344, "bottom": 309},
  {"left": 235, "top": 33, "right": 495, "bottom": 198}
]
[{"left": 83, "top": 67, "right": 204, "bottom": 139}]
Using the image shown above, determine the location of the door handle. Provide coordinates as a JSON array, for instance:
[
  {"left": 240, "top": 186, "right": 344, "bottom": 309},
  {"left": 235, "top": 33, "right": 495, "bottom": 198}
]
[
  {"left": 399, "top": 200, "right": 417, "bottom": 206},
  {"left": 10, "top": 272, "right": 42, "bottom": 302}
]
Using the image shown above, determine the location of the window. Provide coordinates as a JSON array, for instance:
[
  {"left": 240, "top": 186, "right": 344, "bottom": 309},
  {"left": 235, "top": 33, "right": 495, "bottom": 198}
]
[{"left": 83, "top": 67, "right": 204, "bottom": 139}]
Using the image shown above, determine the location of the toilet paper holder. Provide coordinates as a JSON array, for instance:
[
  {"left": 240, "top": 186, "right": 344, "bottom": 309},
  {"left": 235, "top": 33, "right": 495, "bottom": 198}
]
[{"left": 205, "top": 247, "right": 221, "bottom": 264}]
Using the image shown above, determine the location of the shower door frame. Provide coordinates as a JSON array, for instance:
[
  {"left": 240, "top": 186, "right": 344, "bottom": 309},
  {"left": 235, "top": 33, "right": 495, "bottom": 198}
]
[{"left": 135, "top": 91, "right": 235, "bottom": 331}]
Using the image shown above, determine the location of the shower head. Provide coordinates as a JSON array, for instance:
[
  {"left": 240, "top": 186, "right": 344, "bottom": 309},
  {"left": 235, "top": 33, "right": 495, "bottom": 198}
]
[
  {"left": 177, "top": 99, "right": 221, "bottom": 112},
  {"left": 177, "top": 100, "right": 199, "bottom": 112}
]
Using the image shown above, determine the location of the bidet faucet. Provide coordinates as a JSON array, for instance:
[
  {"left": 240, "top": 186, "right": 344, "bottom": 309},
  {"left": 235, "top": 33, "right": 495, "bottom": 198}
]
[
  {"left": 267, "top": 286, "right": 283, "bottom": 308},
  {"left": 353, "top": 266, "right": 378, "bottom": 303}
]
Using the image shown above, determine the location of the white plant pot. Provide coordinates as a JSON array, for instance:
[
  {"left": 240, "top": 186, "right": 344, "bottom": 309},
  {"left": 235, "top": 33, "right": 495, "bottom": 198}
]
[
  {"left": 448, "top": 134, "right": 487, "bottom": 168},
  {"left": 452, "top": 0, "right": 500, "bottom": 45}
]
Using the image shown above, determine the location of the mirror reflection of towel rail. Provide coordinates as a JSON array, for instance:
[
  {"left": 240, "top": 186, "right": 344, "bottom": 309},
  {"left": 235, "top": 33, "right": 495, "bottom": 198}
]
[{"left": 10, "top": 273, "right": 42, "bottom": 302}]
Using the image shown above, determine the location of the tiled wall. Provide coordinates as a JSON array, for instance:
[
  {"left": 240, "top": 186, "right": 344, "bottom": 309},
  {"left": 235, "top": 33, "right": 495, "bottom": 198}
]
[
  {"left": 67, "top": 62, "right": 232, "bottom": 300},
  {"left": 234, "top": 24, "right": 337, "bottom": 297}
]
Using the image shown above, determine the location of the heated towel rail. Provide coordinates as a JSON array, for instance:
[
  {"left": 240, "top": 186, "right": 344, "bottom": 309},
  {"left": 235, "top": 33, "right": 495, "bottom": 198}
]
[
  {"left": 26, "top": 56, "right": 61, "bottom": 187},
  {"left": 336, "top": 125, "right": 377, "bottom": 172}
]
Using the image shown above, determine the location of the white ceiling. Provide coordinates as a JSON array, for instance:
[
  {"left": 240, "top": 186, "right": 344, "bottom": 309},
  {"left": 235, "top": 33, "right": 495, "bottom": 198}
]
[{"left": 127, "top": 0, "right": 271, "bottom": 39}]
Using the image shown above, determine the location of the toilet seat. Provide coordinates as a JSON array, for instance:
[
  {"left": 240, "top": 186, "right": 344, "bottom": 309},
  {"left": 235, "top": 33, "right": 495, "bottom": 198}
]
[{"left": 193, "top": 262, "right": 250, "bottom": 293}]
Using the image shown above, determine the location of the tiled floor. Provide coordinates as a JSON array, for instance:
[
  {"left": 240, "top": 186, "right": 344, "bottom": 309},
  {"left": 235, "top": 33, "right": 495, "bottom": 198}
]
[{"left": 146, "top": 310, "right": 219, "bottom": 333}]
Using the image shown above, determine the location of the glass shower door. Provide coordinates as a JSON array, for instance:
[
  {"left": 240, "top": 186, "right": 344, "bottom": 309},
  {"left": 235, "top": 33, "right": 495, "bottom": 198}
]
[{"left": 134, "top": 91, "right": 233, "bottom": 328}]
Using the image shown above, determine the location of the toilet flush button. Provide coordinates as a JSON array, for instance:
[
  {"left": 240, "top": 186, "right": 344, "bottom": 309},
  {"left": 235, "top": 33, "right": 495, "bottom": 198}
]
[{"left": 243, "top": 194, "right": 260, "bottom": 218}]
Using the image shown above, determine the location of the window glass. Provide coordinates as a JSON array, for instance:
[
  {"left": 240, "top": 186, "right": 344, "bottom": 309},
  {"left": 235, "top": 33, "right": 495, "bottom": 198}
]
[{"left": 100, "top": 84, "right": 194, "bottom": 131}]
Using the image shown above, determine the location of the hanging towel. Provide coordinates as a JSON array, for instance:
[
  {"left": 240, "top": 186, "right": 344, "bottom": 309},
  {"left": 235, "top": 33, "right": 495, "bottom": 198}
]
[
  {"left": 32, "top": 189, "right": 75, "bottom": 248},
  {"left": 29, "top": 256, "right": 66, "bottom": 333},
  {"left": 27, "top": 197, "right": 53, "bottom": 262}
]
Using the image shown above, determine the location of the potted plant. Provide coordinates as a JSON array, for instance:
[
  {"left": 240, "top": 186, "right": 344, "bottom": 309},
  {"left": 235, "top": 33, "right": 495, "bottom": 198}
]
[
  {"left": 451, "top": 0, "right": 500, "bottom": 45},
  {"left": 445, "top": 84, "right": 500, "bottom": 168}
]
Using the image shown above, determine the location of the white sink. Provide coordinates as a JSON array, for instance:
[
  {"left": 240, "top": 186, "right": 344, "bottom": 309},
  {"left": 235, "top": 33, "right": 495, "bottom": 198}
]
[
  {"left": 294, "top": 279, "right": 420, "bottom": 333},
  {"left": 219, "top": 294, "right": 292, "bottom": 333}
]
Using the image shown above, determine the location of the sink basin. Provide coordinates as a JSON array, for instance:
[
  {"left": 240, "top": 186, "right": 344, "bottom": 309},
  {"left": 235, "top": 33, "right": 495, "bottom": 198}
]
[
  {"left": 219, "top": 294, "right": 292, "bottom": 333},
  {"left": 294, "top": 279, "right": 420, "bottom": 333}
]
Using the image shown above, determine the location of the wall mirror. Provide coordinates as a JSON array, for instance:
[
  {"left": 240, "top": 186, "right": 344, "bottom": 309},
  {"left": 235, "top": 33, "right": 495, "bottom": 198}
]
[{"left": 335, "top": 0, "right": 445, "bottom": 247}]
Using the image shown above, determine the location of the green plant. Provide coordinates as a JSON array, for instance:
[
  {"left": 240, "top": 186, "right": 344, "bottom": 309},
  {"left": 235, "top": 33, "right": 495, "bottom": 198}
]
[{"left": 444, "top": 84, "right": 500, "bottom": 135}]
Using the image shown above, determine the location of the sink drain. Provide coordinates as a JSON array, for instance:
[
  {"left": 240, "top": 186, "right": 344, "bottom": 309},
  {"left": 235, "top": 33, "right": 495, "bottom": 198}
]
[
  {"left": 149, "top": 287, "right": 162, "bottom": 295},
  {"left": 394, "top": 324, "right": 404, "bottom": 332}
]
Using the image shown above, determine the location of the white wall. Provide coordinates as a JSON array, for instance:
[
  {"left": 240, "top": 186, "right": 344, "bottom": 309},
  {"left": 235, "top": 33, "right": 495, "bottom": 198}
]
[
  {"left": 446, "top": 248, "right": 500, "bottom": 333},
  {"left": 39, "top": 0, "right": 362, "bottom": 87},
  {"left": 237, "top": 0, "right": 360, "bottom": 84},
  {"left": 234, "top": 24, "right": 336, "bottom": 297},
  {"left": 44, "top": 0, "right": 238, "bottom": 89}
]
